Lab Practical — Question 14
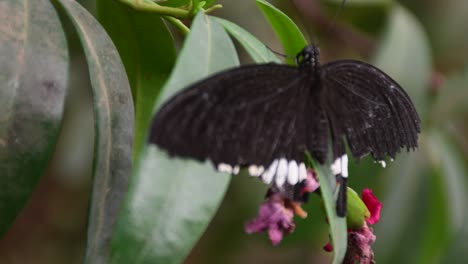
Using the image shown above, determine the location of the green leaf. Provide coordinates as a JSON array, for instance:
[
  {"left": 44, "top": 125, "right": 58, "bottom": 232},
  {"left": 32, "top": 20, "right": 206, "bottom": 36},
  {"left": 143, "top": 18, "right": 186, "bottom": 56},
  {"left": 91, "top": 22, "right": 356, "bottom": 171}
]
[
  {"left": 372, "top": 4, "right": 431, "bottom": 117},
  {"left": 0, "top": 0, "right": 68, "bottom": 237},
  {"left": 434, "top": 130, "right": 468, "bottom": 263},
  {"left": 431, "top": 66, "right": 468, "bottom": 124},
  {"left": 322, "top": 0, "right": 391, "bottom": 35},
  {"left": 53, "top": 1, "right": 134, "bottom": 263},
  {"left": 110, "top": 13, "right": 237, "bottom": 264},
  {"left": 306, "top": 154, "right": 347, "bottom": 264},
  {"left": 97, "top": 0, "right": 176, "bottom": 160},
  {"left": 427, "top": 130, "right": 468, "bottom": 233},
  {"left": 374, "top": 149, "right": 427, "bottom": 262},
  {"left": 429, "top": 0, "right": 468, "bottom": 68},
  {"left": 214, "top": 17, "right": 280, "bottom": 63},
  {"left": 388, "top": 130, "right": 462, "bottom": 264},
  {"left": 256, "top": 0, "right": 308, "bottom": 65},
  {"left": 441, "top": 218, "right": 468, "bottom": 263},
  {"left": 412, "top": 150, "right": 450, "bottom": 263}
]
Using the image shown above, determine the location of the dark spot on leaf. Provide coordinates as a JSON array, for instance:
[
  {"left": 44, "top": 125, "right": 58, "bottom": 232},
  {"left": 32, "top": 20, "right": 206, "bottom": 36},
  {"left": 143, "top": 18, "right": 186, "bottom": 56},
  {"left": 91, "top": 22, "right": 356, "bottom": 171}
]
[
  {"left": 119, "top": 94, "right": 127, "bottom": 104},
  {"left": 42, "top": 80, "right": 57, "bottom": 94}
]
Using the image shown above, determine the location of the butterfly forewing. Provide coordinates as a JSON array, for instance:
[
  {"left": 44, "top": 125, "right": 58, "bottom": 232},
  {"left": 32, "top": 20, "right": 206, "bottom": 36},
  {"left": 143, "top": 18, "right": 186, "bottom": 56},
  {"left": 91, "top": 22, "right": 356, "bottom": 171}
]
[
  {"left": 150, "top": 64, "right": 328, "bottom": 170},
  {"left": 321, "top": 59, "right": 420, "bottom": 161}
]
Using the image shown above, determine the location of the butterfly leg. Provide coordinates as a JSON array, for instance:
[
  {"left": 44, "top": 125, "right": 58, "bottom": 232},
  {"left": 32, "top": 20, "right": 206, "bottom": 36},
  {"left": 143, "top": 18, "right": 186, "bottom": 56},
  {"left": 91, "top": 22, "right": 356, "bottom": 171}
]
[{"left": 331, "top": 155, "right": 348, "bottom": 217}]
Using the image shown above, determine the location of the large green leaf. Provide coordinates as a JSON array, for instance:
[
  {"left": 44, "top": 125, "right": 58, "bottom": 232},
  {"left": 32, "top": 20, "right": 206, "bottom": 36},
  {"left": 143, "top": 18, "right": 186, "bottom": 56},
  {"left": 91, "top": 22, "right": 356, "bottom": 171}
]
[
  {"left": 214, "top": 17, "right": 280, "bottom": 63},
  {"left": 110, "top": 13, "right": 237, "bottom": 264},
  {"left": 0, "top": 0, "right": 68, "bottom": 237},
  {"left": 306, "top": 155, "right": 347, "bottom": 264},
  {"left": 256, "top": 0, "right": 308, "bottom": 65},
  {"left": 442, "top": 216, "right": 468, "bottom": 263},
  {"left": 321, "top": 0, "right": 391, "bottom": 34},
  {"left": 318, "top": 167, "right": 348, "bottom": 264},
  {"left": 431, "top": 66, "right": 468, "bottom": 124},
  {"left": 97, "top": 0, "right": 176, "bottom": 160},
  {"left": 412, "top": 149, "right": 450, "bottom": 263},
  {"left": 374, "top": 149, "right": 427, "bottom": 262},
  {"left": 53, "top": 1, "right": 134, "bottom": 263},
  {"left": 372, "top": 4, "right": 431, "bottom": 117},
  {"left": 428, "top": 130, "right": 468, "bottom": 234},
  {"left": 377, "top": 131, "right": 459, "bottom": 264}
]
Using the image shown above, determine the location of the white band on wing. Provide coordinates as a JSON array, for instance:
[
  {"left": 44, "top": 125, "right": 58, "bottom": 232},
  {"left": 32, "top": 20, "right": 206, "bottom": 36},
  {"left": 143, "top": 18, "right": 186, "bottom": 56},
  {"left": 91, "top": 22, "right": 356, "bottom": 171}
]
[{"left": 331, "top": 154, "right": 348, "bottom": 178}]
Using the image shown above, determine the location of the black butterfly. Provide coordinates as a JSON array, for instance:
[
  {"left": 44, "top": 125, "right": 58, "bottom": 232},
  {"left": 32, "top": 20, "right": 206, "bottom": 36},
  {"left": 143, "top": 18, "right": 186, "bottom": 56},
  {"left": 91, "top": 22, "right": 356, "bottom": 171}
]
[{"left": 149, "top": 45, "right": 420, "bottom": 216}]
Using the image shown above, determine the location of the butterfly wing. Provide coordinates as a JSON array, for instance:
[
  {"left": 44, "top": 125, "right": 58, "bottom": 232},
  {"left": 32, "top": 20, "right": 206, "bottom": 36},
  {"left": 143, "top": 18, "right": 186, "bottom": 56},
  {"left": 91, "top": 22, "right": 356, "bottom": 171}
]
[
  {"left": 321, "top": 59, "right": 420, "bottom": 161},
  {"left": 150, "top": 64, "right": 329, "bottom": 176}
]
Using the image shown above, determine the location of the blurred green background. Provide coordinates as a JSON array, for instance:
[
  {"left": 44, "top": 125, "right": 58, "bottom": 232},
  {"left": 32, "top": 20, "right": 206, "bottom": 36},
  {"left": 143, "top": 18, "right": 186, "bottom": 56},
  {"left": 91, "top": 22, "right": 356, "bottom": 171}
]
[{"left": 1, "top": 0, "right": 467, "bottom": 263}]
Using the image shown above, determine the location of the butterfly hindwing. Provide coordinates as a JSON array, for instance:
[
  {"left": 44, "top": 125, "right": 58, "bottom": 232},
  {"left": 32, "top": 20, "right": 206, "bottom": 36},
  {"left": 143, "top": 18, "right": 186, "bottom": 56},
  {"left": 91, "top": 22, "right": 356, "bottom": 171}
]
[
  {"left": 150, "top": 64, "right": 328, "bottom": 170},
  {"left": 321, "top": 59, "right": 421, "bottom": 161}
]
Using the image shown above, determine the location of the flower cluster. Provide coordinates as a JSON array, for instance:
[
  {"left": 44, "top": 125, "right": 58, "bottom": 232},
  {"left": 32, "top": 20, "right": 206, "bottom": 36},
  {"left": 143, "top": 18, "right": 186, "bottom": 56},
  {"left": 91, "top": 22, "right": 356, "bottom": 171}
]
[
  {"left": 244, "top": 168, "right": 383, "bottom": 264},
  {"left": 324, "top": 189, "right": 382, "bottom": 264},
  {"left": 245, "top": 169, "right": 319, "bottom": 245}
]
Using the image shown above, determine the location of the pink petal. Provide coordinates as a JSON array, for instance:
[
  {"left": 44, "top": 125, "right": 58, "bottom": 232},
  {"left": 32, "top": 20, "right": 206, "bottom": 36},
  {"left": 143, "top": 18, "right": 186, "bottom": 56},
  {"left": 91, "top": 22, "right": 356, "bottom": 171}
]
[
  {"left": 304, "top": 169, "right": 320, "bottom": 192},
  {"left": 268, "top": 228, "right": 284, "bottom": 246},
  {"left": 245, "top": 191, "right": 296, "bottom": 245},
  {"left": 344, "top": 224, "right": 376, "bottom": 263},
  {"left": 361, "top": 189, "right": 382, "bottom": 225}
]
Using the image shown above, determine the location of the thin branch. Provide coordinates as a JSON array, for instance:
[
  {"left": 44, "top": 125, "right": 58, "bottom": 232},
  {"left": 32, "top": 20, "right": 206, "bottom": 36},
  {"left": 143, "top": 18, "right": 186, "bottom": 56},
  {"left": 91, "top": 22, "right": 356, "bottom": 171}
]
[
  {"left": 163, "top": 16, "right": 190, "bottom": 36},
  {"left": 117, "top": 0, "right": 190, "bottom": 18}
]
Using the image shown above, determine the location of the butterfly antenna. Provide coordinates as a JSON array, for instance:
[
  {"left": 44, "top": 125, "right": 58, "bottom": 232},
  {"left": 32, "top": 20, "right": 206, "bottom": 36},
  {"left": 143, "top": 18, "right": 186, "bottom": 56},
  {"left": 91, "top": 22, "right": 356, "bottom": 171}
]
[
  {"left": 266, "top": 45, "right": 293, "bottom": 60},
  {"left": 325, "top": 0, "right": 347, "bottom": 34}
]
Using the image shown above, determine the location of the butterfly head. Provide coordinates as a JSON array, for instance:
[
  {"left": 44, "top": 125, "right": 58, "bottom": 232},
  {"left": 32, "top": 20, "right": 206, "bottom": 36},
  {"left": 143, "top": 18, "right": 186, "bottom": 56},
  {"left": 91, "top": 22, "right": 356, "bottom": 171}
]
[{"left": 296, "top": 45, "right": 320, "bottom": 72}]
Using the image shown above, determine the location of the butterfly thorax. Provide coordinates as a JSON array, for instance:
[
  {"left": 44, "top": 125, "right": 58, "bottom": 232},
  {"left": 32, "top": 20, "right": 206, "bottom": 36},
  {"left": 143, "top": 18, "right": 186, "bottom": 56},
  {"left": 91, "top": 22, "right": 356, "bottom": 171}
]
[{"left": 296, "top": 45, "right": 321, "bottom": 87}]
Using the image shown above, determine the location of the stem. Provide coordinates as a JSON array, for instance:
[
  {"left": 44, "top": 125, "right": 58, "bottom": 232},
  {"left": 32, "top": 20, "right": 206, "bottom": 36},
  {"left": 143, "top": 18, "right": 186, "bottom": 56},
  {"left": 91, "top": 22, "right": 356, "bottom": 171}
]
[
  {"left": 115, "top": 0, "right": 223, "bottom": 36},
  {"left": 117, "top": 0, "right": 190, "bottom": 18},
  {"left": 204, "top": 4, "right": 222, "bottom": 14},
  {"left": 116, "top": 0, "right": 222, "bottom": 18},
  {"left": 163, "top": 16, "right": 190, "bottom": 36}
]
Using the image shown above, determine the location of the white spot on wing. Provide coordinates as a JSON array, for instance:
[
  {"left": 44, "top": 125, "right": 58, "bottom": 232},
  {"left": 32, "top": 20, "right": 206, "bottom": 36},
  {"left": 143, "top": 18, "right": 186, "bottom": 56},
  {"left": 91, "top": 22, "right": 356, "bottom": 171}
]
[
  {"left": 257, "top": 166, "right": 264, "bottom": 175},
  {"left": 233, "top": 165, "right": 240, "bottom": 175},
  {"left": 275, "top": 158, "right": 288, "bottom": 187},
  {"left": 217, "top": 163, "right": 232, "bottom": 174},
  {"left": 331, "top": 158, "right": 341, "bottom": 175},
  {"left": 378, "top": 160, "right": 386, "bottom": 168},
  {"left": 299, "top": 163, "right": 307, "bottom": 181},
  {"left": 341, "top": 155, "right": 349, "bottom": 178},
  {"left": 248, "top": 165, "right": 258, "bottom": 176},
  {"left": 287, "top": 161, "right": 299, "bottom": 185},
  {"left": 262, "top": 160, "right": 278, "bottom": 184},
  {"left": 249, "top": 165, "right": 265, "bottom": 177},
  {"left": 331, "top": 155, "right": 348, "bottom": 178}
]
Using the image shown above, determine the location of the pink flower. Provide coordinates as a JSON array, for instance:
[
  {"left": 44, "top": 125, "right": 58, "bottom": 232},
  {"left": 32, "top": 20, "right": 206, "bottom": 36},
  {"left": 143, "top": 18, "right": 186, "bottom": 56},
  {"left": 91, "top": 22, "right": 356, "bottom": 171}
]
[
  {"left": 304, "top": 169, "right": 320, "bottom": 192},
  {"left": 245, "top": 192, "right": 295, "bottom": 245},
  {"left": 344, "top": 224, "right": 376, "bottom": 264},
  {"left": 245, "top": 168, "right": 320, "bottom": 245},
  {"left": 323, "top": 188, "right": 382, "bottom": 264},
  {"left": 294, "top": 168, "right": 320, "bottom": 203},
  {"left": 361, "top": 189, "right": 382, "bottom": 225}
]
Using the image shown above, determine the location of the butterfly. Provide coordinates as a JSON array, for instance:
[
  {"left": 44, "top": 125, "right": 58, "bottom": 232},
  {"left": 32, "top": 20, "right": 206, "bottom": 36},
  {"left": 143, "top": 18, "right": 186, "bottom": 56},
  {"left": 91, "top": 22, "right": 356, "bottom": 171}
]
[{"left": 149, "top": 44, "right": 420, "bottom": 217}]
